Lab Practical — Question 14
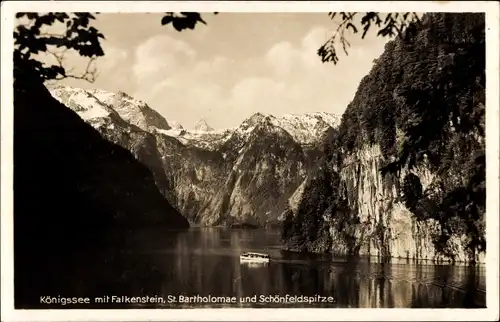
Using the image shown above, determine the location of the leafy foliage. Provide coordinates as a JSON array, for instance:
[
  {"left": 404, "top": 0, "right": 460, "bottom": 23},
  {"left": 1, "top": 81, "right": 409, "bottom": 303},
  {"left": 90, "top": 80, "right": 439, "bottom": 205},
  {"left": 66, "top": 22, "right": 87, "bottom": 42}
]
[
  {"left": 14, "top": 12, "right": 105, "bottom": 82},
  {"left": 376, "top": 13, "right": 485, "bottom": 256},
  {"left": 283, "top": 13, "right": 486, "bottom": 259},
  {"left": 14, "top": 11, "right": 215, "bottom": 83},
  {"left": 282, "top": 164, "right": 336, "bottom": 252},
  {"left": 160, "top": 12, "right": 217, "bottom": 31},
  {"left": 318, "top": 12, "right": 421, "bottom": 64},
  {"left": 282, "top": 143, "right": 357, "bottom": 254},
  {"left": 15, "top": 11, "right": 421, "bottom": 83},
  {"left": 401, "top": 173, "right": 423, "bottom": 210}
]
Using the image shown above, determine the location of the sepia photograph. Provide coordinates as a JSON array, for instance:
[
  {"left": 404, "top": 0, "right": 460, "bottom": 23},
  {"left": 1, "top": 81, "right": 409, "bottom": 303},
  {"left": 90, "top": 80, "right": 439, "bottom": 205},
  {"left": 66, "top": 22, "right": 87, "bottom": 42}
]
[{"left": 1, "top": 1, "right": 499, "bottom": 321}]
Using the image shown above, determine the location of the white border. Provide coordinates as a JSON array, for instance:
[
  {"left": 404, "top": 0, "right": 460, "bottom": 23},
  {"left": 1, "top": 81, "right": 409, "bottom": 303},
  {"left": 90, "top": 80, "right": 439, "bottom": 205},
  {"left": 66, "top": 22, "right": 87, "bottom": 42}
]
[{"left": 1, "top": 1, "right": 499, "bottom": 321}]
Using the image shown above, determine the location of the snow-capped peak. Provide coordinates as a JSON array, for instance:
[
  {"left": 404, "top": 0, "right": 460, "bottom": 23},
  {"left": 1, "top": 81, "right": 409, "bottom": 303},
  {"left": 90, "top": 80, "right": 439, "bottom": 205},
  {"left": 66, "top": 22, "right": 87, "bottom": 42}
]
[
  {"left": 50, "top": 86, "right": 172, "bottom": 132},
  {"left": 194, "top": 119, "right": 214, "bottom": 132},
  {"left": 169, "top": 121, "right": 184, "bottom": 130},
  {"left": 273, "top": 112, "right": 340, "bottom": 145},
  {"left": 50, "top": 86, "right": 340, "bottom": 150},
  {"left": 88, "top": 89, "right": 171, "bottom": 132},
  {"left": 49, "top": 86, "right": 114, "bottom": 121},
  {"left": 231, "top": 111, "right": 340, "bottom": 145}
]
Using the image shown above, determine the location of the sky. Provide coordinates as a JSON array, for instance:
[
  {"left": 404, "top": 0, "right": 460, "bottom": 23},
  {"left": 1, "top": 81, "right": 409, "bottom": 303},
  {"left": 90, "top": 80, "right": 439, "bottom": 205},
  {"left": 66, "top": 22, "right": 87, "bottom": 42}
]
[{"left": 52, "top": 13, "right": 391, "bottom": 129}]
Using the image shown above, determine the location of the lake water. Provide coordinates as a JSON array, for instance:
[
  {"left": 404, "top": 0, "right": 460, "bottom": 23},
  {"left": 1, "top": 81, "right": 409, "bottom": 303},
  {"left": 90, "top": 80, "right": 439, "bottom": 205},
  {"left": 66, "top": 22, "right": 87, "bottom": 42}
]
[{"left": 18, "top": 227, "right": 486, "bottom": 309}]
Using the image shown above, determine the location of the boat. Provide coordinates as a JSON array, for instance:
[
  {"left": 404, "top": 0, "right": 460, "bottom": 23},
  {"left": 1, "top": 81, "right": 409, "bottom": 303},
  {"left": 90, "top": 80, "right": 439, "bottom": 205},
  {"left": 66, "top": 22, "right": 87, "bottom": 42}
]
[{"left": 240, "top": 252, "right": 270, "bottom": 263}]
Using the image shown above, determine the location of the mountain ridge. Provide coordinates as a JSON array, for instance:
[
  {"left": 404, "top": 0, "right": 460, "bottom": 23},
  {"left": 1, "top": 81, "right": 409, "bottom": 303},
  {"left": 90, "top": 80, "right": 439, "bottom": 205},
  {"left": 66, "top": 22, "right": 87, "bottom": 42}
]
[
  {"left": 50, "top": 86, "right": 339, "bottom": 227},
  {"left": 50, "top": 86, "right": 341, "bottom": 148}
]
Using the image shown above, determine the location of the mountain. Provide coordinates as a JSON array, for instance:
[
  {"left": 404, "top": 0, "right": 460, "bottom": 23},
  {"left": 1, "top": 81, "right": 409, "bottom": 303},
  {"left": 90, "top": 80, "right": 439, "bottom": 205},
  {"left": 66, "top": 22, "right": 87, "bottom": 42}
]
[
  {"left": 194, "top": 118, "right": 214, "bottom": 132},
  {"left": 90, "top": 89, "right": 172, "bottom": 132},
  {"left": 50, "top": 87, "right": 339, "bottom": 226},
  {"left": 15, "top": 75, "right": 189, "bottom": 243},
  {"left": 14, "top": 68, "right": 189, "bottom": 307},
  {"left": 169, "top": 121, "right": 184, "bottom": 130},
  {"left": 50, "top": 86, "right": 177, "bottom": 203},
  {"left": 281, "top": 13, "right": 486, "bottom": 263},
  {"left": 263, "top": 112, "right": 339, "bottom": 146},
  {"left": 156, "top": 127, "right": 232, "bottom": 151},
  {"left": 197, "top": 117, "right": 308, "bottom": 226}
]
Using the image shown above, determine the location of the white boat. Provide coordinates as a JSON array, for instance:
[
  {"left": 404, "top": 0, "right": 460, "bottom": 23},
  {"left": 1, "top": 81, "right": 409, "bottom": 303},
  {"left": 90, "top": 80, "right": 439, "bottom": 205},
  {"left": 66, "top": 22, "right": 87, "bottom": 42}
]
[{"left": 240, "top": 252, "right": 270, "bottom": 263}]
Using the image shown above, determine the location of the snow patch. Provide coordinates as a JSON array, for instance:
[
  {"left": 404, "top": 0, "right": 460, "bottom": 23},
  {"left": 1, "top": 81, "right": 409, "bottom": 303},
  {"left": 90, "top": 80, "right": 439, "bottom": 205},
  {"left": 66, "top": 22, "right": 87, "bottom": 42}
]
[
  {"left": 50, "top": 86, "right": 340, "bottom": 150},
  {"left": 194, "top": 118, "right": 214, "bottom": 132},
  {"left": 50, "top": 87, "right": 111, "bottom": 121},
  {"left": 229, "top": 112, "right": 341, "bottom": 145}
]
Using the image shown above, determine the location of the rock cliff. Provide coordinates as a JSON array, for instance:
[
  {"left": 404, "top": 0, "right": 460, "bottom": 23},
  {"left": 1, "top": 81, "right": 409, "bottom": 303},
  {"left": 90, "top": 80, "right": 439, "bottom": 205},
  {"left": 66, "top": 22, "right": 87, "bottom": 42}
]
[
  {"left": 335, "top": 145, "right": 485, "bottom": 263},
  {"left": 282, "top": 13, "right": 486, "bottom": 263}
]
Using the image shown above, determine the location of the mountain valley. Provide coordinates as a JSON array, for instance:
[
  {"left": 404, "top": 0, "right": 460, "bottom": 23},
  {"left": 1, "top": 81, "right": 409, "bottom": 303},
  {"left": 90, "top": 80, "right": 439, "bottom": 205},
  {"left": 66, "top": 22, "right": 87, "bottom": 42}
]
[{"left": 50, "top": 86, "right": 340, "bottom": 226}]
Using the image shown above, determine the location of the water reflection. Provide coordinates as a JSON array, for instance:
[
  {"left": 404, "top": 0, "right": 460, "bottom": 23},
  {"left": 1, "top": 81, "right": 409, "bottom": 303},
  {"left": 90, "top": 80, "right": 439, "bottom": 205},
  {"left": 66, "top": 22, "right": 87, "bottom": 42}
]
[{"left": 16, "top": 227, "right": 485, "bottom": 309}]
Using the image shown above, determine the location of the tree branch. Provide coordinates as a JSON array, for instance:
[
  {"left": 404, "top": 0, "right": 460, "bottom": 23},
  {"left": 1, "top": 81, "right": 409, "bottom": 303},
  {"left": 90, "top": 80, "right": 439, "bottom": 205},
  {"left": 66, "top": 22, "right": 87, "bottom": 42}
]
[{"left": 46, "top": 48, "right": 99, "bottom": 83}]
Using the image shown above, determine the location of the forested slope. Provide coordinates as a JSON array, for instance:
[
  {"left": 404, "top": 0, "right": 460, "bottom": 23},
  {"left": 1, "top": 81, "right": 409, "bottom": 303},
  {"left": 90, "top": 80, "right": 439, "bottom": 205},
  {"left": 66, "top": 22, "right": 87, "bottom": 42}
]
[{"left": 282, "top": 13, "right": 485, "bottom": 263}]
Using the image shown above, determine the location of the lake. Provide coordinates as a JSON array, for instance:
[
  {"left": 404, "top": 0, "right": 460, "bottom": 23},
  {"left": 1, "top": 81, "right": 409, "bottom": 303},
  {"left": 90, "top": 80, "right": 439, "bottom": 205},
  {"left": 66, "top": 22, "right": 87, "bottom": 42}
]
[{"left": 16, "top": 227, "right": 486, "bottom": 309}]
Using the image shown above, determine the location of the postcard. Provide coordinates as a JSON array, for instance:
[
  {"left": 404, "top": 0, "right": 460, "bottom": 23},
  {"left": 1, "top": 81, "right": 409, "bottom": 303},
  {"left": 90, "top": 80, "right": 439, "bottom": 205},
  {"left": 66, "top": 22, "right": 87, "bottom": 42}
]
[{"left": 1, "top": 1, "right": 499, "bottom": 321}]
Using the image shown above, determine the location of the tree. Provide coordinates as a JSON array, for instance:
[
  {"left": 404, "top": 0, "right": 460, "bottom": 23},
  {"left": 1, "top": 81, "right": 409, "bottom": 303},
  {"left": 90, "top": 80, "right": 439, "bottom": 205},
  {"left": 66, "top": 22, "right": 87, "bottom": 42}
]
[
  {"left": 13, "top": 12, "right": 215, "bottom": 83},
  {"left": 14, "top": 12, "right": 105, "bottom": 82},
  {"left": 317, "top": 12, "right": 421, "bottom": 64},
  {"left": 160, "top": 12, "right": 215, "bottom": 31}
]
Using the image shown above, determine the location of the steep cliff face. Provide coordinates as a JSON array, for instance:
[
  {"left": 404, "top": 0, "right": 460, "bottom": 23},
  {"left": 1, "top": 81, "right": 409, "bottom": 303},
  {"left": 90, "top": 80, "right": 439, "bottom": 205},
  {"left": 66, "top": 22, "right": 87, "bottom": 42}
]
[
  {"left": 15, "top": 75, "right": 189, "bottom": 243},
  {"left": 14, "top": 69, "right": 190, "bottom": 307},
  {"left": 50, "top": 87, "right": 339, "bottom": 226},
  {"left": 333, "top": 145, "right": 485, "bottom": 263},
  {"left": 50, "top": 86, "right": 176, "bottom": 203},
  {"left": 154, "top": 133, "right": 226, "bottom": 223},
  {"left": 200, "top": 118, "right": 308, "bottom": 226},
  {"left": 282, "top": 13, "right": 486, "bottom": 263}
]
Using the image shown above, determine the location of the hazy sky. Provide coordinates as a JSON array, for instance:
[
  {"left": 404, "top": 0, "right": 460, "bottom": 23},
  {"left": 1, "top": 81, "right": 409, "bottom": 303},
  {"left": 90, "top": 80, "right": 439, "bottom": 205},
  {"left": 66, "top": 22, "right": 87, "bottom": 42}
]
[{"left": 54, "top": 13, "right": 391, "bottom": 129}]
